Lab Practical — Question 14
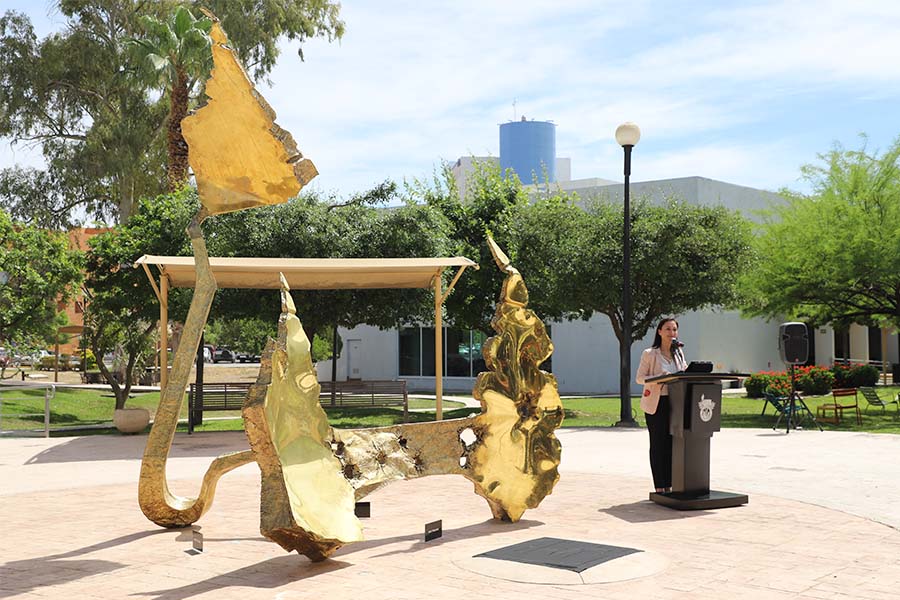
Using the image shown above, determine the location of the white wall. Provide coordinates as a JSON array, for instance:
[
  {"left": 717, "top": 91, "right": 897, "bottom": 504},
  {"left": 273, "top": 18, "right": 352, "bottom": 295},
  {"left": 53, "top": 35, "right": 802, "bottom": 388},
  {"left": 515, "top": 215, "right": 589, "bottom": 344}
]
[
  {"left": 569, "top": 176, "right": 785, "bottom": 219},
  {"left": 555, "top": 157, "right": 571, "bottom": 182},
  {"left": 680, "top": 309, "right": 783, "bottom": 373},
  {"left": 814, "top": 325, "right": 835, "bottom": 366},
  {"left": 549, "top": 315, "right": 661, "bottom": 394},
  {"left": 849, "top": 324, "right": 869, "bottom": 363},
  {"left": 318, "top": 325, "right": 397, "bottom": 383},
  {"left": 324, "top": 176, "right": 880, "bottom": 395},
  {"left": 888, "top": 331, "right": 899, "bottom": 366}
]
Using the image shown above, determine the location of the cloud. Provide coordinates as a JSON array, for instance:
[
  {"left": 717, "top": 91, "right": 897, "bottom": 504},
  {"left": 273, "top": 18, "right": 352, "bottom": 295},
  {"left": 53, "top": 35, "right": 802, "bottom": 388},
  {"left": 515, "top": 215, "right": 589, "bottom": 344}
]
[
  {"left": 634, "top": 140, "right": 808, "bottom": 192},
  {"left": 3, "top": 1, "right": 900, "bottom": 200}
]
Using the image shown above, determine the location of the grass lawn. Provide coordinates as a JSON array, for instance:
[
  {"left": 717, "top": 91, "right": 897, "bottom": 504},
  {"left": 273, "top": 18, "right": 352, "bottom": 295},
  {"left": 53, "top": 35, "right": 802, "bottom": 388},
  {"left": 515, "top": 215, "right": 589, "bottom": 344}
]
[
  {"left": 0, "top": 387, "right": 466, "bottom": 435},
  {"left": 2, "top": 386, "right": 898, "bottom": 435},
  {"left": 563, "top": 389, "right": 900, "bottom": 433}
]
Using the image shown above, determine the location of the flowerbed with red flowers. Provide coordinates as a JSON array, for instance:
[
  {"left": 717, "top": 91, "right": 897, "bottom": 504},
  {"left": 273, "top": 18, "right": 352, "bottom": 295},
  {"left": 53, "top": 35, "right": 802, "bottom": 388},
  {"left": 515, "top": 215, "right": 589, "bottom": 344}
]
[
  {"left": 745, "top": 365, "right": 835, "bottom": 398},
  {"left": 831, "top": 363, "right": 880, "bottom": 388}
]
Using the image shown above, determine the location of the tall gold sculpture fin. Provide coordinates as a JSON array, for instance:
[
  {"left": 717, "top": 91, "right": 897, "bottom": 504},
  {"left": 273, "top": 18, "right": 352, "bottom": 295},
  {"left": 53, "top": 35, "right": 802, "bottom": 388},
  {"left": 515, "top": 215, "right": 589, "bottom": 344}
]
[
  {"left": 242, "top": 274, "right": 363, "bottom": 561},
  {"left": 139, "top": 215, "right": 254, "bottom": 527},
  {"left": 487, "top": 236, "right": 515, "bottom": 273},
  {"left": 139, "top": 13, "right": 317, "bottom": 528},
  {"left": 464, "top": 237, "right": 564, "bottom": 521},
  {"left": 181, "top": 15, "right": 317, "bottom": 216}
]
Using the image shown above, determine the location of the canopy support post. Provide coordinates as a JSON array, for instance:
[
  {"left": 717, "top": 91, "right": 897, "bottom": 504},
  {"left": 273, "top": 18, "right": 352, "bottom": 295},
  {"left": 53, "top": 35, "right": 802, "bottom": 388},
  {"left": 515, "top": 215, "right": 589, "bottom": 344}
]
[
  {"left": 434, "top": 270, "right": 443, "bottom": 421},
  {"left": 160, "top": 274, "right": 169, "bottom": 390}
]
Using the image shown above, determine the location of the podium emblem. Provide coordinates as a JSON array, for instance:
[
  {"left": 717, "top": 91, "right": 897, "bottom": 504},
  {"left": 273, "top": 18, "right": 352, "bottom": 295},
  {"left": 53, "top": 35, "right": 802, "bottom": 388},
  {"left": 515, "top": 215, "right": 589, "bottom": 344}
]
[{"left": 698, "top": 395, "right": 716, "bottom": 422}]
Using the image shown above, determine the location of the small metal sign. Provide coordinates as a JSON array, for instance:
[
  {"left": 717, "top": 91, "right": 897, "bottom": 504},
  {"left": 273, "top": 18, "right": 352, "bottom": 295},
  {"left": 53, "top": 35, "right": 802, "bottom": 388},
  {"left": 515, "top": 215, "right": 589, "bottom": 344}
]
[
  {"left": 354, "top": 502, "right": 371, "bottom": 518},
  {"left": 424, "top": 519, "right": 442, "bottom": 542},
  {"left": 192, "top": 526, "right": 203, "bottom": 553}
]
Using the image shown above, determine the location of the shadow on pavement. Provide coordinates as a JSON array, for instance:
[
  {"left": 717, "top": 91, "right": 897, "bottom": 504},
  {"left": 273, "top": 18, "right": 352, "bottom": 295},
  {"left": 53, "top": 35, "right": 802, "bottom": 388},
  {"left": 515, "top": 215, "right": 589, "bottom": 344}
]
[
  {"left": 599, "top": 500, "right": 714, "bottom": 523},
  {"left": 23, "top": 431, "right": 249, "bottom": 464},
  {"left": 0, "top": 530, "right": 170, "bottom": 599}
]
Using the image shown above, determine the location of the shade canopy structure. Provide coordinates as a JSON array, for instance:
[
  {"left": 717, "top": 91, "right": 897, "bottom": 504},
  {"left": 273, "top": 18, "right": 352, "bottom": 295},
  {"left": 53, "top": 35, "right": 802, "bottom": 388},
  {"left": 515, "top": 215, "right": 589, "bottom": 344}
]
[
  {"left": 135, "top": 256, "right": 476, "bottom": 290},
  {"left": 136, "top": 255, "right": 478, "bottom": 419}
]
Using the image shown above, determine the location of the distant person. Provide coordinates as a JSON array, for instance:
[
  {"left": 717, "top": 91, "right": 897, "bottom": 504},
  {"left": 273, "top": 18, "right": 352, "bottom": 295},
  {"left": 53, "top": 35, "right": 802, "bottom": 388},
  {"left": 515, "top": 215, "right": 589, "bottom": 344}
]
[{"left": 636, "top": 317, "right": 688, "bottom": 493}]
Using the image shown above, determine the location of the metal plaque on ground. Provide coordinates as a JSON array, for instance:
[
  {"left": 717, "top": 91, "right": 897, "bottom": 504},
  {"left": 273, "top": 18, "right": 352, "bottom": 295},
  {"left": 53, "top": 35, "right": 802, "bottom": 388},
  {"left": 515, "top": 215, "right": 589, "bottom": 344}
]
[{"left": 475, "top": 537, "right": 641, "bottom": 573}]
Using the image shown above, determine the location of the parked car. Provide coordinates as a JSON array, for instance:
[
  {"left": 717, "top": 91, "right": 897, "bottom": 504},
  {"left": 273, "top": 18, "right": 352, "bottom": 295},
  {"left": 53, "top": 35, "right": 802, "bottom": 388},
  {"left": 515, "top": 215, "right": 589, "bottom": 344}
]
[
  {"left": 213, "top": 347, "right": 234, "bottom": 363},
  {"left": 235, "top": 351, "right": 260, "bottom": 363}
]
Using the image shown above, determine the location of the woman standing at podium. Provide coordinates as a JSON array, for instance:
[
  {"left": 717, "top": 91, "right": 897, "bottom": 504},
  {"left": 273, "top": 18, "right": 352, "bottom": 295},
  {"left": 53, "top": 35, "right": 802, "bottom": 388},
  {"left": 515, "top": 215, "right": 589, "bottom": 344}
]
[{"left": 636, "top": 317, "right": 688, "bottom": 493}]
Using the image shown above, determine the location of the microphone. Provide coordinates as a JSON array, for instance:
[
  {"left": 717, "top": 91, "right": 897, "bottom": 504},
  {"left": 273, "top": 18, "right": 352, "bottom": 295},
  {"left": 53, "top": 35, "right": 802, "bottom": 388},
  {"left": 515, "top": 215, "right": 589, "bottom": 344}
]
[{"left": 671, "top": 338, "right": 685, "bottom": 349}]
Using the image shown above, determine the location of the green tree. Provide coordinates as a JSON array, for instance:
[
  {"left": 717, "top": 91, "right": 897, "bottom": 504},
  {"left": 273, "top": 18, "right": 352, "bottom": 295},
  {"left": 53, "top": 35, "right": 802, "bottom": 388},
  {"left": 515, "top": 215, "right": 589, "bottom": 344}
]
[
  {"left": 416, "top": 160, "right": 530, "bottom": 332},
  {"left": 0, "top": 6, "right": 169, "bottom": 226},
  {"left": 507, "top": 192, "right": 594, "bottom": 322},
  {"left": 198, "top": 0, "right": 344, "bottom": 81},
  {"left": 0, "top": 209, "right": 83, "bottom": 349},
  {"left": 128, "top": 6, "right": 213, "bottom": 191},
  {"left": 206, "top": 182, "right": 449, "bottom": 345},
  {"left": 576, "top": 197, "right": 755, "bottom": 345},
  {"left": 0, "top": 1, "right": 344, "bottom": 226},
  {"left": 84, "top": 189, "right": 196, "bottom": 408},
  {"left": 739, "top": 136, "right": 900, "bottom": 329},
  {"left": 205, "top": 316, "right": 274, "bottom": 355},
  {"left": 419, "top": 162, "right": 754, "bottom": 348}
]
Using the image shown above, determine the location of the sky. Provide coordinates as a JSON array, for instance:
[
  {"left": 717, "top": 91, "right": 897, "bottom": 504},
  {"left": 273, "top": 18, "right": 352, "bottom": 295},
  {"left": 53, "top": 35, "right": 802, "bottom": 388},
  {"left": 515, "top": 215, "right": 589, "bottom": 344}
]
[{"left": 4, "top": 0, "right": 900, "bottom": 200}]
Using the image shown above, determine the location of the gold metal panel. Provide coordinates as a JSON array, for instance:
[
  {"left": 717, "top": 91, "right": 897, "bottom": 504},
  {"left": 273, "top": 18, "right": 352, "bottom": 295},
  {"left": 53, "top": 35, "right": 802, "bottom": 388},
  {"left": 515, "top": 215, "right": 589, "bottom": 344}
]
[
  {"left": 243, "top": 276, "right": 362, "bottom": 560},
  {"left": 138, "top": 14, "right": 318, "bottom": 526},
  {"left": 181, "top": 21, "right": 316, "bottom": 215},
  {"left": 464, "top": 237, "right": 564, "bottom": 521}
]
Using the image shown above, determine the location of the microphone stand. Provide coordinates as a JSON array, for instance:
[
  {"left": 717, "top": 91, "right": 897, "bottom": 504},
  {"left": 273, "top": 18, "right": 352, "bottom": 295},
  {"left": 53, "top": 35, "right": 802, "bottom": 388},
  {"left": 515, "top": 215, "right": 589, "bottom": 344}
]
[{"left": 673, "top": 343, "right": 685, "bottom": 370}]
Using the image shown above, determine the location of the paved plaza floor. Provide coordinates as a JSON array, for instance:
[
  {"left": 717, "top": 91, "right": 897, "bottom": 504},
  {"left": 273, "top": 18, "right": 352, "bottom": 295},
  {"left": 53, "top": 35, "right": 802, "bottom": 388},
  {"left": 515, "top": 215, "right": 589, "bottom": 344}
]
[{"left": 3, "top": 427, "right": 900, "bottom": 599}]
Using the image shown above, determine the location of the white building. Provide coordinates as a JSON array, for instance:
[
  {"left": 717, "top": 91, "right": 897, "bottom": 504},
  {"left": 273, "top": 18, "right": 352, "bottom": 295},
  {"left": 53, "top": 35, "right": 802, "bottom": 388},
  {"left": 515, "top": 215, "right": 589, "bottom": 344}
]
[{"left": 321, "top": 170, "right": 899, "bottom": 395}]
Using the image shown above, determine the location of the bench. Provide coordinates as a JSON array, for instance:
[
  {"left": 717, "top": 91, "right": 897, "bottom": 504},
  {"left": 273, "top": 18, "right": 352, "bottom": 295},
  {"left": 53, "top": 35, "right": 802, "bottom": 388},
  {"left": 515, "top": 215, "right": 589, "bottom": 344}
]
[
  {"left": 188, "top": 382, "right": 251, "bottom": 433},
  {"left": 187, "top": 379, "right": 408, "bottom": 433},
  {"left": 319, "top": 380, "right": 408, "bottom": 422}
]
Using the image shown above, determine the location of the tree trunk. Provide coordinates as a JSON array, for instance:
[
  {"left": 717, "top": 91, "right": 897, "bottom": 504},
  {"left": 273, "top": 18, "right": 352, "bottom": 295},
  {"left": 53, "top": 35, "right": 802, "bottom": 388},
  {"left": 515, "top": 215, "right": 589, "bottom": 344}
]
[
  {"left": 116, "top": 172, "right": 136, "bottom": 225},
  {"left": 91, "top": 337, "right": 127, "bottom": 410},
  {"left": 166, "top": 69, "right": 191, "bottom": 192}
]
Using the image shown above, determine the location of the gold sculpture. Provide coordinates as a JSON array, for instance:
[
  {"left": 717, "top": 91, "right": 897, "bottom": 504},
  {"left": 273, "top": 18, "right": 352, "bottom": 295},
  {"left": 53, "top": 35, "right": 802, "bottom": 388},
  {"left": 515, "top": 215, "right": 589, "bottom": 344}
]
[
  {"left": 466, "top": 238, "right": 564, "bottom": 521},
  {"left": 236, "top": 239, "right": 562, "bottom": 561},
  {"left": 242, "top": 275, "right": 362, "bottom": 560},
  {"left": 181, "top": 15, "right": 317, "bottom": 215},
  {"left": 138, "top": 15, "right": 312, "bottom": 527},
  {"left": 136, "top": 14, "right": 564, "bottom": 559}
]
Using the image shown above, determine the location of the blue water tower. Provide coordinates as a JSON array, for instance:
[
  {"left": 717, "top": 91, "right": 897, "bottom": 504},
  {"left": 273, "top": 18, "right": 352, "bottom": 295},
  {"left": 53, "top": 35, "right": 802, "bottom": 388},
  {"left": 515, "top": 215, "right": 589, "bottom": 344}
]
[{"left": 499, "top": 118, "right": 557, "bottom": 184}]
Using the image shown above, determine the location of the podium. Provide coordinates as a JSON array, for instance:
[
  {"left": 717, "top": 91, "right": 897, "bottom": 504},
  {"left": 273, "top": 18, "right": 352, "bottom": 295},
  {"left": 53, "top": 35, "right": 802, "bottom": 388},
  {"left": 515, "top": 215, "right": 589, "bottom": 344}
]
[{"left": 646, "top": 372, "right": 749, "bottom": 510}]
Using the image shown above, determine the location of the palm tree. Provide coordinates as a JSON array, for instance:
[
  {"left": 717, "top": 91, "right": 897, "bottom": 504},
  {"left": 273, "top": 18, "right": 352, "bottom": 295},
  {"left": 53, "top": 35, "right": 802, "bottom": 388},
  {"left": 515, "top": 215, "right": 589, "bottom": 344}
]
[{"left": 129, "top": 6, "right": 213, "bottom": 192}]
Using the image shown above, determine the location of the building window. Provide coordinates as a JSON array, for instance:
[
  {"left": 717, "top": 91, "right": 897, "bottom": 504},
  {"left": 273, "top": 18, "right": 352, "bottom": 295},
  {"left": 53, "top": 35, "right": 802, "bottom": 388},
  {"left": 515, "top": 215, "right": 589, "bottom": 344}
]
[
  {"left": 446, "top": 328, "right": 469, "bottom": 377},
  {"left": 397, "top": 326, "right": 552, "bottom": 376},
  {"left": 398, "top": 327, "right": 420, "bottom": 376},
  {"left": 869, "top": 326, "right": 882, "bottom": 362},
  {"left": 834, "top": 327, "right": 850, "bottom": 360}
]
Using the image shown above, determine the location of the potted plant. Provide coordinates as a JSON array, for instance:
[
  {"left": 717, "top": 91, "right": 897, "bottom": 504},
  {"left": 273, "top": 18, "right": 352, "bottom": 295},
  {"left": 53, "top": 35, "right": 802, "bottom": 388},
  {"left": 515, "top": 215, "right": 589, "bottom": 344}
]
[{"left": 114, "top": 406, "right": 150, "bottom": 433}]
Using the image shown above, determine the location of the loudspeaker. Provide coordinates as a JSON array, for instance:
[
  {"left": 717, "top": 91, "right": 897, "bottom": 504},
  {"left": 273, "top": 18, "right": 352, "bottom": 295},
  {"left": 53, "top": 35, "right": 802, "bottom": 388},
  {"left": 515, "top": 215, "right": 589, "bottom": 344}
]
[{"left": 779, "top": 322, "right": 808, "bottom": 365}]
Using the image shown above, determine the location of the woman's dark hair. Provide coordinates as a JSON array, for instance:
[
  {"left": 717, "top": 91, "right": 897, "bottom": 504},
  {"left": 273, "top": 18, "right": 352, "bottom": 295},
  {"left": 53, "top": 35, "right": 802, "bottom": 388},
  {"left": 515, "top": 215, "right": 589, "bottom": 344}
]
[{"left": 651, "top": 317, "right": 679, "bottom": 348}]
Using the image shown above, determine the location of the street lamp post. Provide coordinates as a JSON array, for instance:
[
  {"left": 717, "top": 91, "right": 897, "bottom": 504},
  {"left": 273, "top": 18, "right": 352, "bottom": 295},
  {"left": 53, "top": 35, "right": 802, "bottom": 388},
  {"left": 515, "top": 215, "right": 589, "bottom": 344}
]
[{"left": 614, "top": 122, "right": 641, "bottom": 427}]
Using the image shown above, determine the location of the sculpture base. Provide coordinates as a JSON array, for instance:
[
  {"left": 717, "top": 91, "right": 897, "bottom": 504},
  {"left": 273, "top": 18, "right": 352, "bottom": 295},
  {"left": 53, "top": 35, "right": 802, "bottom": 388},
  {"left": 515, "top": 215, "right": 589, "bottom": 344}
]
[{"left": 650, "top": 490, "right": 748, "bottom": 510}]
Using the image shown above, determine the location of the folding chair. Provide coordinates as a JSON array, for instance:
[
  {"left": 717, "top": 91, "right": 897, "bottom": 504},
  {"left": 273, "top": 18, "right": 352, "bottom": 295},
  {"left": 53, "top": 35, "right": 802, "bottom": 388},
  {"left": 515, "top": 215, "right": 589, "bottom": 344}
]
[
  {"left": 859, "top": 387, "right": 900, "bottom": 416},
  {"left": 818, "top": 388, "right": 862, "bottom": 425},
  {"left": 762, "top": 389, "right": 804, "bottom": 429}
]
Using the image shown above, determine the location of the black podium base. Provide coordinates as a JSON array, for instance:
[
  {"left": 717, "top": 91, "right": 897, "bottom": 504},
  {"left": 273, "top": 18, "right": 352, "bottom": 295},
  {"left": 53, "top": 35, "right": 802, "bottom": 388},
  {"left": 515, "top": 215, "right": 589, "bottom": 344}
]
[{"left": 650, "top": 490, "right": 748, "bottom": 510}]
